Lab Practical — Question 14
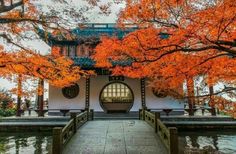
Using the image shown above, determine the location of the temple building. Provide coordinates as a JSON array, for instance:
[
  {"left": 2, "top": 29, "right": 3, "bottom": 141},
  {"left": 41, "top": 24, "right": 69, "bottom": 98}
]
[{"left": 38, "top": 23, "right": 184, "bottom": 115}]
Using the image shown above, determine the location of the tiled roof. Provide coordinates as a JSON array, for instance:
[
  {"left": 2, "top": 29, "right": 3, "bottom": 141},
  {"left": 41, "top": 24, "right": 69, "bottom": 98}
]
[
  {"left": 37, "top": 23, "right": 138, "bottom": 45},
  {"left": 72, "top": 57, "right": 133, "bottom": 68}
]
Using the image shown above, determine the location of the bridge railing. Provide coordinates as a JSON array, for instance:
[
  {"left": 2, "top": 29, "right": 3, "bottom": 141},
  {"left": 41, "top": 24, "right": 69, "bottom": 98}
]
[
  {"left": 52, "top": 109, "right": 94, "bottom": 154},
  {"left": 139, "top": 109, "right": 178, "bottom": 154}
]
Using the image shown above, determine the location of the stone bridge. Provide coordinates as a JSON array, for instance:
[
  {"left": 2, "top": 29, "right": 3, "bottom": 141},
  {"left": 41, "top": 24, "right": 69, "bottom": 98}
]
[{"left": 63, "top": 120, "right": 168, "bottom": 154}]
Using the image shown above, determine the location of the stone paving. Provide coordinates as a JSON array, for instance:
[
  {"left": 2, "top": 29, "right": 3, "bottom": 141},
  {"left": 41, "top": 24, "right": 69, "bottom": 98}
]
[{"left": 63, "top": 120, "right": 167, "bottom": 154}]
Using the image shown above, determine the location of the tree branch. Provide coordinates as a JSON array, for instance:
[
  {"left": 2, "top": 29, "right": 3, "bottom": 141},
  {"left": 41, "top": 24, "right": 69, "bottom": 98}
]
[{"left": 0, "top": 0, "right": 23, "bottom": 14}]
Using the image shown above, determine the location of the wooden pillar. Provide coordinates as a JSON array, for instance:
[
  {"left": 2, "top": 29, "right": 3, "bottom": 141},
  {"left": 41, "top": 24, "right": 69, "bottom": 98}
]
[
  {"left": 169, "top": 127, "right": 178, "bottom": 154},
  {"left": 37, "top": 78, "right": 44, "bottom": 117},
  {"left": 16, "top": 74, "right": 22, "bottom": 117},
  {"left": 141, "top": 78, "right": 146, "bottom": 109},
  {"left": 142, "top": 109, "right": 145, "bottom": 120},
  {"left": 70, "top": 113, "right": 77, "bottom": 133},
  {"left": 85, "top": 77, "right": 90, "bottom": 110},
  {"left": 89, "top": 109, "right": 94, "bottom": 121},
  {"left": 52, "top": 127, "right": 62, "bottom": 154},
  {"left": 155, "top": 112, "right": 160, "bottom": 133},
  {"left": 139, "top": 109, "right": 142, "bottom": 120}
]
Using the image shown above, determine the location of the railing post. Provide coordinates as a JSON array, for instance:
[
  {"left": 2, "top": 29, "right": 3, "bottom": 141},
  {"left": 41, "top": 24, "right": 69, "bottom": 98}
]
[
  {"left": 169, "top": 127, "right": 178, "bottom": 154},
  {"left": 155, "top": 112, "right": 160, "bottom": 133},
  {"left": 70, "top": 113, "right": 77, "bottom": 133},
  {"left": 90, "top": 109, "right": 94, "bottom": 120},
  {"left": 52, "top": 127, "right": 63, "bottom": 154},
  {"left": 86, "top": 108, "right": 89, "bottom": 121},
  {"left": 139, "top": 109, "right": 142, "bottom": 120},
  {"left": 142, "top": 109, "right": 145, "bottom": 120}
]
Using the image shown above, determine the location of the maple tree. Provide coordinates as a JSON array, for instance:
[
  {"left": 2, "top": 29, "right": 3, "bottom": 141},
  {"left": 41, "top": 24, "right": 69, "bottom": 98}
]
[
  {"left": 0, "top": 0, "right": 119, "bottom": 85},
  {"left": 118, "top": 0, "right": 236, "bottom": 55},
  {"left": 1, "top": 0, "right": 236, "bottom": 117},
  {"left": 0, "top": 0, "right": 110, "bottom": 116},
  {"left": 93, "top": 0, "right": 236, "bottom": 115},
  {"left": 0, "top": 48, "right": 94, "bottom": 116}
]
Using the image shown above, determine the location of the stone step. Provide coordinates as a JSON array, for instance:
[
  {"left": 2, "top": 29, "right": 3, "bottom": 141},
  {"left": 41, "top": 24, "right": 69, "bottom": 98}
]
[
  {"left": 94, "top": 117, "right": 139, "bottom": 120},
  {"left": 94, "top": 112, "right": 139, "bottom": 120}
]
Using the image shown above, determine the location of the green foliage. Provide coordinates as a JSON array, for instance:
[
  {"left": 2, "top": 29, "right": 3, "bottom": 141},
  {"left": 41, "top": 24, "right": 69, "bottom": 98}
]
[
  {"left": 0, "top": 89, "right": 15, "bottom": 117},
  {"left": 0, "top": 108, "right": 16, "bottom": 117},
  {"left": 0, "top": 89, "right": 13, "bottom": 110},
  {"left": 0, "top": 144, "right": 7, "bottom": 153}
]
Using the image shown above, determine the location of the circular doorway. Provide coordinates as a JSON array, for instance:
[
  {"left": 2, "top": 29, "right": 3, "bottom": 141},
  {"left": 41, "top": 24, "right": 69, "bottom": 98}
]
[{"left": 100, "top": 82, "right": 134, "bottom": 113}]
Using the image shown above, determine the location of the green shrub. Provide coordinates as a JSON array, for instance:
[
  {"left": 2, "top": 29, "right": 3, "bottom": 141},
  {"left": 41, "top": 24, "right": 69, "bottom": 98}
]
[{"left": 0, "top": 108, "right": 16, "bottom": 117}]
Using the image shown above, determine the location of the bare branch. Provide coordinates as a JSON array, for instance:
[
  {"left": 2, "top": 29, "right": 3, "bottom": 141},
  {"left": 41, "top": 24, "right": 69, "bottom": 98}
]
[{"left": 0, "top": 0, "right": 23, "bottom": 14}]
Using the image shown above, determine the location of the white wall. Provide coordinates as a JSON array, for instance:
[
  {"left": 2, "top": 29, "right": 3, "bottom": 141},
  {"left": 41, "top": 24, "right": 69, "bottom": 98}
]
[
  {"left": 85, "top": 75, "right": 142, "bottom": 111},
  {"left": 145, "top": 85, "right": 184, "bottom": 109},
  {"left": 49, "top": 76, "right": 184, "bottom": 111},
  {"left": 48, "top": 78, "right": 86, "bottom": 110}
]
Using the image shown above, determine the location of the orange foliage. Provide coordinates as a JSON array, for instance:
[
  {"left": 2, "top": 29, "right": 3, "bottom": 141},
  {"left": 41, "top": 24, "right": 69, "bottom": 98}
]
[
  {"left": 0, "top": 0, "right": 100, "bottom": 96},
  {"left": 0, "top": 47, "right": 93, "bottom": 97},
  {"left": 94, "top": 0, "right": 236, "bottom": 103},
  {"left": 211, "top": 95, "right": 236, "bottom": 117},
  {"left": 117, "top": 0, "right": 236, "bottom": 54}
]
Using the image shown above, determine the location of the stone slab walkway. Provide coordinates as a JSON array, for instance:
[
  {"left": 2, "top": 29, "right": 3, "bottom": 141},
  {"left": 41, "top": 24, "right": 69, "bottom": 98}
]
[{"left": 63, "top": 120, "right": 167, "bottom": 154}]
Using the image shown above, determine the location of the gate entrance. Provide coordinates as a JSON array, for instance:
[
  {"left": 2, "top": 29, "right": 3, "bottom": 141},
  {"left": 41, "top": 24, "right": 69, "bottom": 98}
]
[{"left": 100, "top": 82, "right": 134, "bottom": 113}]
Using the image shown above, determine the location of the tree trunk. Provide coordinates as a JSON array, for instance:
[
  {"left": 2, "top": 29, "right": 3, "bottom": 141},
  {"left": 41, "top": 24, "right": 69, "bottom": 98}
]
[
  {"left": 196, "top": 86, "right": 200, "bottom": 105},
  {"left": 209, "top": 85, "right": 216, "bottom": 116},
  {"left": 37, "top": 78, "right": 44, "bottom": 117},
  {"left": 16, "top": 74, "right": 22, "bottom": 117},
  {"left": 186, "top": 77, "right": 195, "bottom": 116}
]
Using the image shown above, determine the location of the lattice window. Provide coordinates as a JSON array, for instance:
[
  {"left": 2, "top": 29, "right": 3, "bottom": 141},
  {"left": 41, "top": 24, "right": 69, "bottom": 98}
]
[{"left": 101, "top": 83, "right": 133, "bottom": 103}]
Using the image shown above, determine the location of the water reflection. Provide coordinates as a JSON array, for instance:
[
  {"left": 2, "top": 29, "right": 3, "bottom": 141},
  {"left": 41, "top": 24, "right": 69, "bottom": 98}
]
[
  {"left": 179, "top": 131, "right": 236, "bottom": 154},
  {"left": 0, "top": 132, "right": 52, "bottom": 154}
]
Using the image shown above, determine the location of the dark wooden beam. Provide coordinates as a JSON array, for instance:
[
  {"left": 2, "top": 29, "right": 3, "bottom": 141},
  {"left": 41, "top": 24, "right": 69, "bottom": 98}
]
[
  {"left": 85, "top": 78, "right": 90, "bottom": 109},
  {"left": 141, "top": 78, "right": 146, "bottom": 109}
]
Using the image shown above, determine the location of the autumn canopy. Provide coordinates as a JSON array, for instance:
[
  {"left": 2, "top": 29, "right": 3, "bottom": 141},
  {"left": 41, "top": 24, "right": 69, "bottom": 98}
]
[
  {"left": 93, "top": 0, "right": 236, "bottom": 115},
  {"left": 0, "top": 0, "right": 236, "bottom": 116}
]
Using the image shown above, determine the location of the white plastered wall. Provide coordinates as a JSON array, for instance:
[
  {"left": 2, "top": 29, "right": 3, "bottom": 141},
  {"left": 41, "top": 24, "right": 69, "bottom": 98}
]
[
  {"left": 48, "top": 78, "right": 86, "bottom": 110},
  {"left": 49, "top": 76, "right": 184, "bottom": 111},
  {"left": 145, "top": 85, "right": 184, "bottom": 109},
  {"left": 86, "top": 75, "right": 142, "bottom": 111}
]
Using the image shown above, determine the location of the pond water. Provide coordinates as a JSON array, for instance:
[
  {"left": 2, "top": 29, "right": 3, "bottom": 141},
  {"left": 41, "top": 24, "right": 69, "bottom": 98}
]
[
  {"left": 0, "top": 132, "right": 52, "bottom": 154},
  {"left": 1, "top": 131, "right": 236, "bottom": 154},
  {"left": 178, "top": 131, "right": 236, "bottom": 154}
]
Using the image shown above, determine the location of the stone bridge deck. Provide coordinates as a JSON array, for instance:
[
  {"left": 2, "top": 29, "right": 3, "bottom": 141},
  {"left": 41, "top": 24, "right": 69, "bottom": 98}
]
[{"left": 63, "top": 120, "right": 167, "bottom": 154}]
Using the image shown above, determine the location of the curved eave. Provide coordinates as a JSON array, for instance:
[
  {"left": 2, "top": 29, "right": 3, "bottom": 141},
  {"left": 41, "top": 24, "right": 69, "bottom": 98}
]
[
  {"left": 36, "top": 27, "right": 138, "bottom": 46},
  {"left": 72, "top": 57, "right": 133, "bottom": 69}
]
